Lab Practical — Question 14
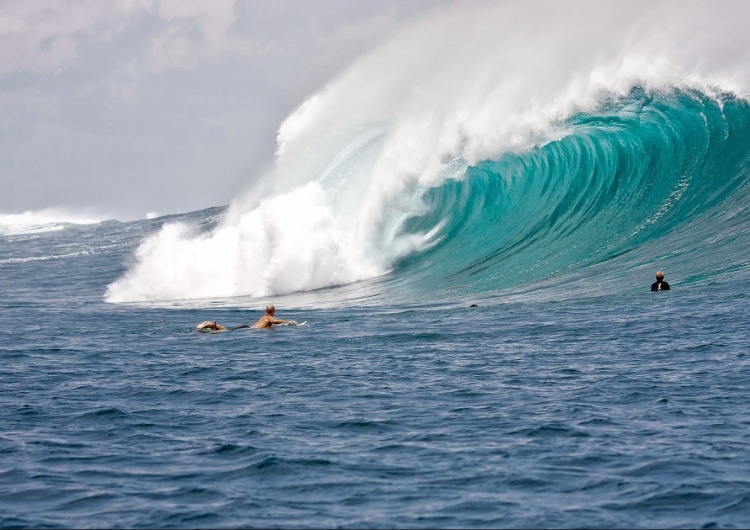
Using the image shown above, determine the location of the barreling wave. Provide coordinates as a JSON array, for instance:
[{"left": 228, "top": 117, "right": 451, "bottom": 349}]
[
  {"left": 391, "top": 88, "right": 750, "bottom": 301},
  {"left": 105, "top": 1, "right": 750, "bottom": 306}
]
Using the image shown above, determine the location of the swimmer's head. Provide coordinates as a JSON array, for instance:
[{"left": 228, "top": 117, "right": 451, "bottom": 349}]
[
  {"left": 266, "top": 305, "right": 275, "bottom": 315},
  {"left": 656, "top": 271, "right": 665, "bottom": 279}
]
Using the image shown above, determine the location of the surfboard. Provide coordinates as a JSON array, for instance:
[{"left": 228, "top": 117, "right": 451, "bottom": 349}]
[{"left": 196, "top": 322, "right": 307, "bottom": 332}]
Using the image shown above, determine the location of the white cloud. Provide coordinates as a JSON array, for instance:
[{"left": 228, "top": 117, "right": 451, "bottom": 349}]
[
  {"left": 0, "top": 0, "right": 150, "bottom": 74},
  {"left": 158, "top": 0, "right": 235, "bottom": 44},
  {"left": 0, "top": 0, "right": 240, "bottom": 75},
  {"left": 144, "top": 0, "right": 239, "bottom": 70}
]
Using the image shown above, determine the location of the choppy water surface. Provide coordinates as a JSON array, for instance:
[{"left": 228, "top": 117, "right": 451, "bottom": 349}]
[{"left": 2, "top": 219, "right": 750, "bottom": 528}]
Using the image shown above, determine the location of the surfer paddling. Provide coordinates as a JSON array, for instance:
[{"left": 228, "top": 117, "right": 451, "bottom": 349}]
[
  {"left": 195, "top": 305, "right": 297, "bottom": 332},
  {"left": 195, "top": 321, "right": 227, "bottom": 332},
  {"left": 250, "top": 305, "right": 298, "bottom": 328}
]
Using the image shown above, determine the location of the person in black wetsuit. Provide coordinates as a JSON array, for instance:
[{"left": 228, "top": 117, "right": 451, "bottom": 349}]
[{"left": 651, "top": 271, "right": 670, "bottom": 291}]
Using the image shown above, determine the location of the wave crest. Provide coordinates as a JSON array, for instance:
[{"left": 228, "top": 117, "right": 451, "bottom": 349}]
[{"left": 106, "top": 1, "right": 750, "bottom": 304}]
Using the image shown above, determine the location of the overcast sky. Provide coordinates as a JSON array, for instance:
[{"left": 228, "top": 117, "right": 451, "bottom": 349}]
[{"left": 0, "top": 0, "right": 451, "bottom": 220}]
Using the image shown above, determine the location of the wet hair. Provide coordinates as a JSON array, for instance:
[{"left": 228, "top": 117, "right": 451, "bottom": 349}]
[
  {"left": 656, "top": 271, "right": 665, "bottom": 279},
  {"left": 266, "top": 305, "right": 275, "bottom": 314}
]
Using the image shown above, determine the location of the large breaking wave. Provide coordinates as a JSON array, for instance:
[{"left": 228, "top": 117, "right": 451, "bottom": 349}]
[{"left": 105, "top": 1, "right": 750, "bottom": 305}]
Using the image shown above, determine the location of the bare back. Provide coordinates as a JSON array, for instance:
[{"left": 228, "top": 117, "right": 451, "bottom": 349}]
[
  {"left": 251, "top": 315, "right": 274, "bottom": 329},
  {"left": 251, "top": 305, "right": 296, "bottom": 329}
]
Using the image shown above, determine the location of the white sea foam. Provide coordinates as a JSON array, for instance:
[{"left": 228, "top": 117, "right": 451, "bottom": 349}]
[
  {"left": 0, "top": 209, "right": 106, "bottom": 235},
  {"left": 106, "top": 182, "right": 389, "bottom": 302},
  {"left": 105, "top": 0, "right": 750, "bottom": 303}
]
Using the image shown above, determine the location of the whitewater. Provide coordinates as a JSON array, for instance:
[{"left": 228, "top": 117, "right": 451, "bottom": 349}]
[{"left": 3, "top": 1, "right": 750, "bottom": 527}]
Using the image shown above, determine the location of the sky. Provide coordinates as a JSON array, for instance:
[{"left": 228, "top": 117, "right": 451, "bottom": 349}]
[{"left": 0, "top": 0, "right": 450, "bottom": 221}]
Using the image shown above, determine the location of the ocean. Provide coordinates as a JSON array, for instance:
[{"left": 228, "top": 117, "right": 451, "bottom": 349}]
[
  {"left": 3, "top": 85, "right": 750, "bottom": 528},
  {"left": 4, "top": 3, "right": 750, "bottom": 527}
]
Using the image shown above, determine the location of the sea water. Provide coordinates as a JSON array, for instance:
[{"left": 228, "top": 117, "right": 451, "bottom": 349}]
[
  {"left": 2, "top": 219, "right": 750, "bottom": 528},
  {"left": 5, "top": 2, "right": 750, "bottom": 527}
]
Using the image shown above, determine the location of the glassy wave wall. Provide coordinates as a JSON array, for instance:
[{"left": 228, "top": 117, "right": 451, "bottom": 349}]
[{"left": 393, "top": 89, "right": 750, "bottom": 301}]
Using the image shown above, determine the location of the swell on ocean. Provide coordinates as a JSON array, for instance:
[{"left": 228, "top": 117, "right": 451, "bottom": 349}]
[{"left": 102, "top": 1, "right": 750, "bottom": 307}]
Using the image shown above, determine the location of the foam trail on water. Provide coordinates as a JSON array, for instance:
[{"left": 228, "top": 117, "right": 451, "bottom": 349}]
[{"left": 106, "top": 0, "right": 750, "bottom": 303}]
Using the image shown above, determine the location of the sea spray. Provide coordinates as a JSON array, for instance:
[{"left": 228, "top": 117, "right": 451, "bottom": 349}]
[{"left": 105, "top": 182, "right": 385, "bottom": 302}]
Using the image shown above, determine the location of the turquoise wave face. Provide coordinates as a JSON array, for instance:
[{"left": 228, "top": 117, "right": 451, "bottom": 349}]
[
  {"left": 96, "top": 87, "right": 750, "bottom": 308},
  {"left": 393, "top": 88, "right": 750, "bottom": 300}
]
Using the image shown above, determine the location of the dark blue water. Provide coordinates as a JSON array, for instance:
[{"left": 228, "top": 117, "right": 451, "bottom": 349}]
[{"left": 2, "top": 217, "right": 750, "bottom": 528}]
